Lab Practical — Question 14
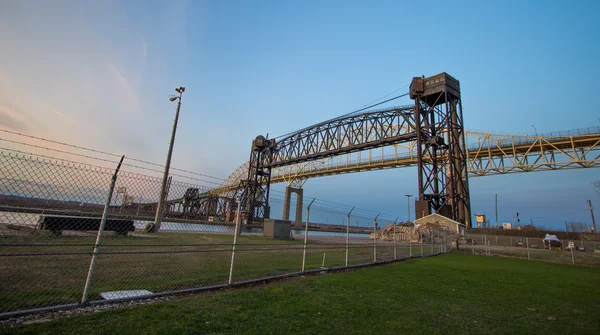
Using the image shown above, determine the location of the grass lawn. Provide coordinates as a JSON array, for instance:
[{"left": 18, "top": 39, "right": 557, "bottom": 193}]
[{"left": 5, "top": 253, "right": 600, "bottom": 334}]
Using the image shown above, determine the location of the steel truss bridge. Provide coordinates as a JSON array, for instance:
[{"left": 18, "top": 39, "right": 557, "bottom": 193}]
[
  {"left": 183, "top": 73, "right": 600, "bottom": 228},
  {"left": 219, "top": 125, "right": 600, "bottom": 188},
  {"left": 131, "top": 122, "right": 600, "bottom": 227}
]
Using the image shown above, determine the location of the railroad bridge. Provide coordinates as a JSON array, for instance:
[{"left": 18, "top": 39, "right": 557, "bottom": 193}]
[{"left": 207, "top": 73, "right": 600, "bottom": 228}]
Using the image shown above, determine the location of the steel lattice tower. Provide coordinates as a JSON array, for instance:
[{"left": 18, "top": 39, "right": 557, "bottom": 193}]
[{"left": 410, "top": 73, "right": 471, "bottom": 227}]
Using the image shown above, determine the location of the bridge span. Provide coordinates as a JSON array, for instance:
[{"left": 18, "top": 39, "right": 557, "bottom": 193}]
[{"left": 215, "top": 125, "right": 600, "bottom": 193}]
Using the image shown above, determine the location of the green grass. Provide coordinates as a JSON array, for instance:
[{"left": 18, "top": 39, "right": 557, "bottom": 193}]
[
  {"left": 5, "top": 253, "right": 600, "bottom": 334},
  {"left": 464, "top": 244, "right": 600, "bottom": 266}
]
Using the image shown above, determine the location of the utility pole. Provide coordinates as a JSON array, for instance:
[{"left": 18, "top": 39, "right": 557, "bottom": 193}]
[
  {"left": 151, "top": 86, "right": 185, "bottom": 233},
  {"left": 495, "top": 193, "right": 498, "bottom": 228},
  {"left": 588, "top": 200, "right": 597, "bottom": 233},
  {"left": 405, "top": 194, "right": 413, "bottom": 222}
]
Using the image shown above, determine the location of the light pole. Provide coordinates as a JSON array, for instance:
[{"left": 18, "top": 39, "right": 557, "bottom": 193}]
[
  {"left": 405, "top": 194, "right": 413, "bottom": 222},
  {"left": 532, "top": 125, "right": 538, "bottom": 136},
  {"left": 151, "top": 86, "right": 185, "bottom": 233}
]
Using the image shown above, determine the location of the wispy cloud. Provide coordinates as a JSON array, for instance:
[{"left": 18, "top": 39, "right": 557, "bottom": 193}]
[
  {"left": 108, "top": 62, "right": 140, "bottom": 114},
  {"left": 0, "top": 102, "right": 41, "bottom": 132},
  {"left": 142, "top": 39, "right": 148, "bottom": 59}
]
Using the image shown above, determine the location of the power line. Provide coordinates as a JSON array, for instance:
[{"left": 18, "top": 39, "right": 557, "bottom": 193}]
[
  {"left": 0, "top": 128, "right": 226, "bottom": 181},
  {"left": 269, "top": 189, "right": 398, "bottom": 219},
  {"left": 273, "top": 92, "right": 410, "bottom": 140},
  {"left": 0, "top": 146, "right": 223, "bottom": 186},
  {"left": 355, "top": 83, "right": 410, "bottom": 111},
  {"left": 519, "top": 210, "right": 587, "bottom": 219}
]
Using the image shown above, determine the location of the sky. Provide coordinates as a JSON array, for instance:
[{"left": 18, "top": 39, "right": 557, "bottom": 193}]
[{"left": 1, "top": 0, "right": 600, "bottom": 230}]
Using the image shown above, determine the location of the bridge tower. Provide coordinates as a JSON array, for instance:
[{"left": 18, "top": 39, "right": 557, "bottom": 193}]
[
  {"left": 410, "top": 73, "right": 471, "bottom": 227},
  {"left": 241, "top": 135, "right": 276, "bottom": 224}
]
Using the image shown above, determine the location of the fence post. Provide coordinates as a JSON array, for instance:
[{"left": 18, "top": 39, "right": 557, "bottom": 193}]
[
  {"left": 432, "top": 229, "right": 436, "bottom": 254},
  {"left": 393, "top": 217, "right": 398, "bottom": 260},
  {"left": 421, "top": 237, "right": 424, "bottom": 257},
  {"left": 228, "top": 202, "right": 242, "bottom": 284},
  {"left": 570, "top": 245, "right": 575, "bottom": 264},
  {"left": 81, "top": 156, "right": 124, "bottom": 304},
  {"left": 510, "top": 236, "right": 512, "bottom": 247},
  {"left": 346, "top": 207, "right": 354, "bottom": 267},
  {"left": 373, "top": 213, "right": 380, "bottom": 262},
  {"left": 434, "top": 229, "right": 437, "bottom": 254},
  {"left": 302, "top": 198, "right": 316, "bottom": 272},
  {"left": 526, "top": 237, "right": 530, "bottom": 260},
  {"left": 444, "top": 231, "right": 448, "bottom": 252},
  {"left": 442, "top": 231, "right": 445, "bottom": 252},
  {"left": 472, "top": 237, "right": 475, "bottom": 255}
]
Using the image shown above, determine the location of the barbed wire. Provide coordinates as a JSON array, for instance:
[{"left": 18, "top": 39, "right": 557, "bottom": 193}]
[
  {"left": 0, "top": 128, "right": 226, "bottom": 181},
  {"left": 0, "top": 146, "right": 222, "bottom": 187}
]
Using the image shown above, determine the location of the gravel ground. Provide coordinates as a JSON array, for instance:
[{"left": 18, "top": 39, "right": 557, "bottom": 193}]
[{"left": 0, "top": 295, "right": 179, "bottom": 328}]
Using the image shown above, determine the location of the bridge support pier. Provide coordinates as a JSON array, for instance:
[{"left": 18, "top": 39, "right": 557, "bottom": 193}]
[{"left": 282, "top": 186, "right": 303, "bottom": 228}]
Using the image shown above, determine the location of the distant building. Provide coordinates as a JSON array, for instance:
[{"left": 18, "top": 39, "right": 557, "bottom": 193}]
[
  {"left": 475, "top": 214, "right": 486, "bottom": 228},
  {"left": 414, "top": 213, "right": 466, "bottom": 236}
]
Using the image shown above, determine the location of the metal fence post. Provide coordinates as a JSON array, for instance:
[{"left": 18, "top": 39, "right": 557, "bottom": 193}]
[
  {"left": 393, "top": 217, "right": 398, "bottom": 260},
  {"left": 373, "top": 213, "right": 380, "bottom": 262},
  {"left": 433, "top": 229, "right": 436, "bottom": 254},
  {"left": 228, "top": 202, "right": 242, "bottom": 284},
  {"left": 444, "top": 230, "right": 448, "bottom": 253},
  {"left": 472, "top": 237, "right": 475, "bottom": 255},
  {"left": 421, "top": 238, "right": 424, "bottom": 257},
  {"left": 81, "top": 156, "right": 124, "bottom": 304},
  {"left": 346, "top": 207, "right": 354, "bottom": 267},
  {"left": 444, "top": 231, "right": 447, "bottom": 253},
  {"left": 526, "top": 237, "right": 530, "bottom": 260},
  {"left": 510, "top": 236, "right": 512, "bottom": 247},
  {"left": 302, "top": 198, "right": 316, "bottom": 272},
  {"left": 444, "top": 232, "right": 450, "bottom": 252},
  {"left": 432, "top": 229, "right": 435, "bottom": 254},
  {"left": 570, "top": 245, "right": 575, "bottom": 264}
]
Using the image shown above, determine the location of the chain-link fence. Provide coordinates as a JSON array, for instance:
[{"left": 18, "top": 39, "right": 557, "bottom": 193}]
[
  {"left": 0, "top": 150, "right": 452, "bottom": 317},
  {"left": 460, "top": 233, "right": 600, "bottom": 266}
]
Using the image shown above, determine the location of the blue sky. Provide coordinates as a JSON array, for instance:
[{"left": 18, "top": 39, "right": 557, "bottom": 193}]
[{"left": 1, "top": 0, "right": 600, "bottom": 230}]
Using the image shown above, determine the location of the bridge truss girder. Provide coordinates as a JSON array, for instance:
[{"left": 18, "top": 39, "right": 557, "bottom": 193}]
[
  {"left": 242, "top": 106, "right": 419, "bottom": 224},
  {"left": 467, "top": 132, "right": 600, "bottom": 176}
]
